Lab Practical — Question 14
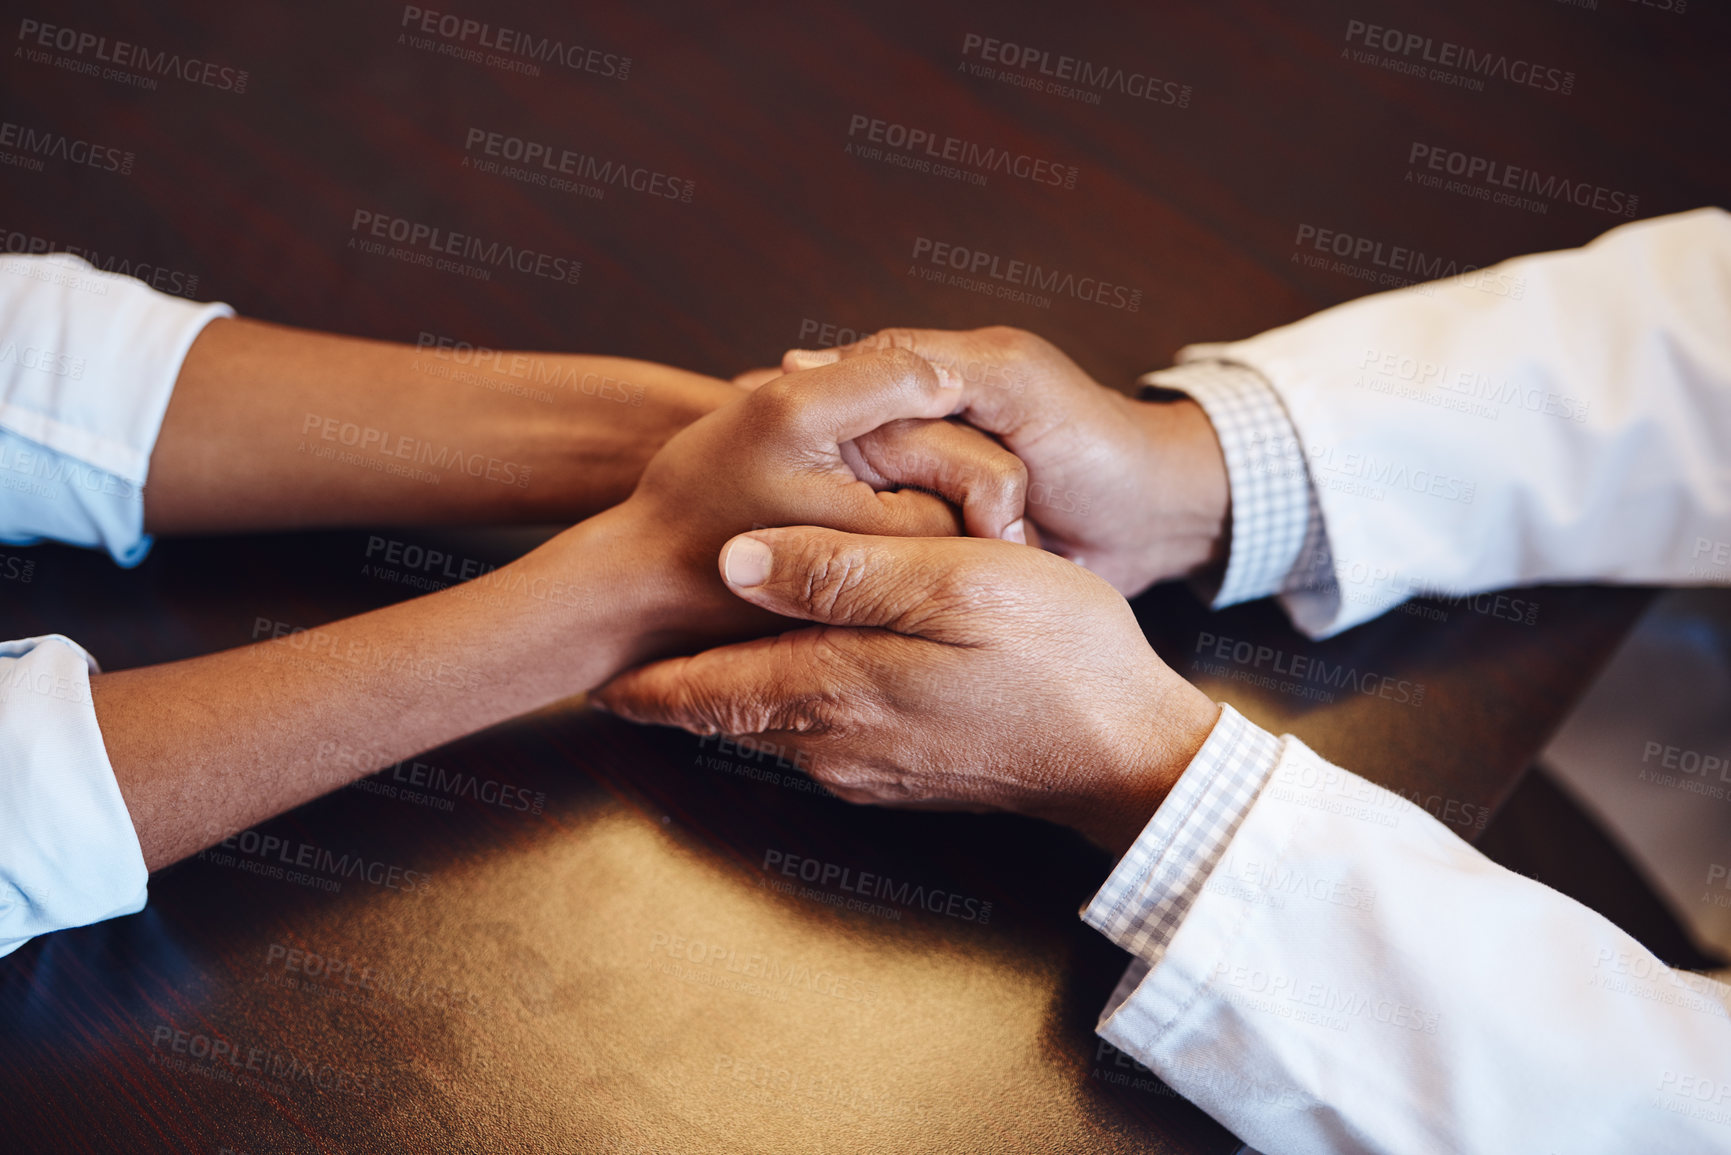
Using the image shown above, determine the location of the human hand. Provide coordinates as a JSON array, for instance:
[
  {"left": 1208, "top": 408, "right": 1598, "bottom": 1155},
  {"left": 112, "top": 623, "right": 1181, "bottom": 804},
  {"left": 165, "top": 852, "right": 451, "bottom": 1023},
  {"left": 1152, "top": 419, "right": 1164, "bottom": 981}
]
[
  {"left": 774, "top": 327, "right": 1230, "bottom": 597},
  {"left": 573, "top": 349, "right": 1030, "bottom": 661},
  {"left": 594, "top": 526, "right": 1222, "bottom": 854}
]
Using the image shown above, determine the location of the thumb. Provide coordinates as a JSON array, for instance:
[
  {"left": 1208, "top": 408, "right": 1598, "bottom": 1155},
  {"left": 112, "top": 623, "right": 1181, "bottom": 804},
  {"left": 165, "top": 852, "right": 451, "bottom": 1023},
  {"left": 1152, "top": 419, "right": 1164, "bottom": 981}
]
[{"left": 718, "top": 528, "right": 1007, "bottom": 643}]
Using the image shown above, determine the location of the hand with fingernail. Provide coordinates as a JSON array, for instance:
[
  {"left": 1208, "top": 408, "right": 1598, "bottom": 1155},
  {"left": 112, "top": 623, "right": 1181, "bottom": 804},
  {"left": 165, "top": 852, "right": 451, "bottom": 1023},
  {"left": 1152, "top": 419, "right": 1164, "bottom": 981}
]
[
  {"left": 595, "top": 526, "right": 1222, "bottom": 854},
  {"left": 772, "top": 327, "right": 1231, "bottom": 596},
  {"left": 579, "top": 347, "right": 1030, "bottom": 664}
]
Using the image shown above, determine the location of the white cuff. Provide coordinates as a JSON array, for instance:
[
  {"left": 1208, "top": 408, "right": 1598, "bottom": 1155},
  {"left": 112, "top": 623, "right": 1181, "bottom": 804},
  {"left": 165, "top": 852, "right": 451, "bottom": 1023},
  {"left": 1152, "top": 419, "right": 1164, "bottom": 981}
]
[
  {"left": 0, "top": 634, "right": 147, "bottom": 956},
  {"left": 0, "top": 253, "right": 232, "bottom": 564}
]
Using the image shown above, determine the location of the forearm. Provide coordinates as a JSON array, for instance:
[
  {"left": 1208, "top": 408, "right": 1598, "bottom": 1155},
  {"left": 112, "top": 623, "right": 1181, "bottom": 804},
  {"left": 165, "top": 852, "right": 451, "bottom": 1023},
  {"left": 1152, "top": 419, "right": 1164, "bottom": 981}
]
[
  {"left": 90, "top": 509, "right": 652, "bottom": 870},
  {"left": 144, "top": 317, "right": 739, "bottom": 534}
]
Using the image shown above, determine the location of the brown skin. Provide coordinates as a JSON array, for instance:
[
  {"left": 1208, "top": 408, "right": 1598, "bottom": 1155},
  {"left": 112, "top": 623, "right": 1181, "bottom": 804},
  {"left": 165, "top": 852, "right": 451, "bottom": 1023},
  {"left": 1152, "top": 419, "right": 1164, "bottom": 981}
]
[
  {"left": 597, "top": 325, "right": 1239, "bottom": 853},
  {"left": 144, "top": 316, "right": 745, "bottom": 533},
  {"left": 777, "top": 325, "right": 1233, "bottom": 596},
  {"left": 595, "top": 527, "right": 1223, "bottom": 855},
  {"left": 95, "top": 348, "right": 1027, "bottom": 870}
]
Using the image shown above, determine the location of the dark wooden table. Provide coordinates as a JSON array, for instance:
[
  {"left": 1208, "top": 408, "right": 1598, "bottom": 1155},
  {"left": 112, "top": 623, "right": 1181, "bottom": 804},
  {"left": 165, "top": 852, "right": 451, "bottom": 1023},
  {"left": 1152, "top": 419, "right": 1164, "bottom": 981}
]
[{"left": 0, "top": 0, "right": 1719, "bottom": 1151}]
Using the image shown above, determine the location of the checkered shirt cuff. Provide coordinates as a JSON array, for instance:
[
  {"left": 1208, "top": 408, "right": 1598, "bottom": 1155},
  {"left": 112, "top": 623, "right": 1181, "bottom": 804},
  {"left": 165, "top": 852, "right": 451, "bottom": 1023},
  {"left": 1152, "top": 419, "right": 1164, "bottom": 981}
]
[
  {"left": 1139, "top": 361, "right": 1330, "bottom": 606},
  {"left": 1080, "top": 703, "right": 1282, "bottom": 966}
]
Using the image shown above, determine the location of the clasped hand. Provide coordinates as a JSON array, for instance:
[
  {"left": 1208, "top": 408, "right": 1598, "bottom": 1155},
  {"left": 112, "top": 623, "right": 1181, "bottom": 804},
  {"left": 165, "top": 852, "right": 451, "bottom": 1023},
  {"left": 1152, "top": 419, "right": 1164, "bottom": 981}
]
[{"left": 589, "top": 327, "right": 1227, "bottom": 853}]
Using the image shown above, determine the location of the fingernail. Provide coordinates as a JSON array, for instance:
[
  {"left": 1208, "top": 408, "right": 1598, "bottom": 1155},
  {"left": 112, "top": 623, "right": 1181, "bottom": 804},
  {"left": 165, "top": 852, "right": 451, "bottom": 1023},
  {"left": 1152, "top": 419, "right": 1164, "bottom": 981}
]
[
  {"left": 784, "top": 348, "right": 841, "bottom": 371},
  {"left": 1003, "top": 518, "right": 1026, "bottom": 544},
  {"left": 722, "top": 536, "right": 774, "bottom": 587}
]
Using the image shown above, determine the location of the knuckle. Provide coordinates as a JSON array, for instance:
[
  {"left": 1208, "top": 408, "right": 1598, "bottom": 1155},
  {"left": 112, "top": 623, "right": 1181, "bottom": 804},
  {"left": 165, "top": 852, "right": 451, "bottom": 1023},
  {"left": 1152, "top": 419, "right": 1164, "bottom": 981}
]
[
  {"left": 987, "top": 454, "right": 1029, "bottom": 503},
  {"left": 868, "top": 327, "right": 920, "bottom": 354},
  {"left": 750, "top": 378, "right": 805, "bottom": 430},
  {"left": 873, "top": 345, "right": 931, "bottom": 384},
  {"left": 980, "top": 324, "right": 1032, "bottom": 351},
  {"left": 928, "top": 554, "right": 1005, "bottom": 611}
]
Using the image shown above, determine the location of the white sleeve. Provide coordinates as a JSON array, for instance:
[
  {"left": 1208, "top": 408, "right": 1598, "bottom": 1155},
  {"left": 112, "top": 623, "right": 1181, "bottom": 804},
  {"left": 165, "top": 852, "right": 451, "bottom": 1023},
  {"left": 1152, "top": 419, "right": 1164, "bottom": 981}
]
[
  {"left": 0, "top": 253, "right": 232, "bottom": 564},
  {"left": 1091, "top": 724, "right": 1731, "bottom": 1154},
  {"left": 0, "top": 255, "right": 232, "bottom": 953},
  {"left": 0, "top": 635, "right": 147, "bottom": 956},
  {"left": 1184, "top": 207, "right": 1731, "bottom": 637}
]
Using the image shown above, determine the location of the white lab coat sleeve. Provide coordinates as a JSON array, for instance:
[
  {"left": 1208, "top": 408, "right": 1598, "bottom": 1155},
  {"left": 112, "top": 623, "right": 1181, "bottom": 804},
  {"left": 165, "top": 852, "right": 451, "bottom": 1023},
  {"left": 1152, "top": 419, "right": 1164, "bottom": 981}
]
[
  {"left": 1096, "top": 730, "right": 1731, "bottom": 1154},
  {"left": 0, "top": 636, "right": 148, "bottom": 957},
  {"left": 1183, "top": 207, "right": 1731, "bottom": 636}
]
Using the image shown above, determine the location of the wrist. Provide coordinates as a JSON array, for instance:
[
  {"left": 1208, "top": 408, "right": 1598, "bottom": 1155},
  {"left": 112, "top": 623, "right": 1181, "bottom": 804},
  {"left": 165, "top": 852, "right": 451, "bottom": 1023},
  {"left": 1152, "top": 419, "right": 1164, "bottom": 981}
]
[
  {"left": 532, "top": 503, "right": 694, "bottom": 671},
  {"left": 1124, "top": 397, "right": 1231, "bottom": 590},
  {"left": 1078, "top": 673, "right": 1221, "bottom": 856}
]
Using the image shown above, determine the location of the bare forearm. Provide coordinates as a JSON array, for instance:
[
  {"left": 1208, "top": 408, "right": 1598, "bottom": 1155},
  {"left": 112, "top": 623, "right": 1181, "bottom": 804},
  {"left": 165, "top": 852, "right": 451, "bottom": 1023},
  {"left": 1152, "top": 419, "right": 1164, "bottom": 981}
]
[
  {"left": 144, "top": 317, "right": 738, "bottom": 534},
  {"left": 90, "top": 512, "right": 652, "bottom": 870}
]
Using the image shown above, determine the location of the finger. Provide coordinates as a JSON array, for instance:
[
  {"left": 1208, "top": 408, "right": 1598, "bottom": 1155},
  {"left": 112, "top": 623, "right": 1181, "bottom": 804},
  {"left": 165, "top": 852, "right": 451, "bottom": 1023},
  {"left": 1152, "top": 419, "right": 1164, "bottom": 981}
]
[
  {"left": 752, "top": 348, "right": 961, "bottom": 447},
  {"left": 716, "top": 527, "right": 1023, "bottom": 641},
  {"left": 732, "top": 366, "right": 784, "bottom": 390},
  {"left": 783, "top": 348, "right": 840, "bottom": 373},
  {"left": 809, "top": 327, "right": 1057, "bottom": 440},
  {"left": 849, "top": 419, "right": 1028, "bottom": 541},
  {"left": 593, "top": 627, "right": 873, "bottom": 736}
]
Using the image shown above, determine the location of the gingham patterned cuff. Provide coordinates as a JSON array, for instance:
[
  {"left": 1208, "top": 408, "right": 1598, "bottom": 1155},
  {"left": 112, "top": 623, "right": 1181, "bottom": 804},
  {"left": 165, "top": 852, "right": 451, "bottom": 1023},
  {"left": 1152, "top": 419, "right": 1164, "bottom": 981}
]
[
  {"left": 1139, "top": 361, "right": 1325, "bottom": 607},
  {"left": 1080, "top": 703, "right": 1281, "bottom": 966}
]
